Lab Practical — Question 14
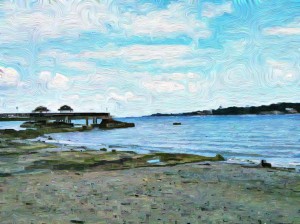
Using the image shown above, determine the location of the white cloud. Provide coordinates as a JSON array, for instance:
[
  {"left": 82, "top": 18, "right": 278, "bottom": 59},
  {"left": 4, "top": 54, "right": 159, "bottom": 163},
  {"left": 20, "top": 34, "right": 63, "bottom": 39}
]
[
  {"left": 63, "top": 61, "right": 96, "bottom": 72},
  {"left": 0, "top": 0, "right": 118, "bottom": 42},
  {"left": 264, "top": 27, "right": 300, "bottom": 36},
  {"left": 39, "top": 71, "right": 70, "bottom": 90},
  {"left": 143, "top": 80, "right": 185, "bottom": 93},
  {"left": 78, "top": 44, "right": 220, "bottom": 70},
  {"left": 108, "top": 91, "right": 144, "bottom": 102},
  {"left": 123, "top": 2, "right": 211, "bottom": 39},
  {"left": 39, "top": 50, "right": 97, "bottom": 72},
  {"left": 266, "top": 60, "right": 299, "bottom": 85},
  {"left": 39, "top": 71, "right": 52, "bottom": 81},
  {"left": 264, "top": 18, "right": 300, "bottom": 36},
  {"left": 0, "top": 66, "right": 21, "bottom": 87},
  {"left": 95, "top": 94, "right": 105, "bottom": 101},
  {"left": 124, "top": 45, "right": 191, "bottom": 61},
  {"left": 40, "top": 50, "right": 74, "bottom": 60},
  {"left": 188, "top": 83, "right": 198, "bottom": 93},
  {"left": 71, "top": 72, "right": 112, "bottom": 89},
  {"left": 64, "top": 94, "right": 80, "bottom": 101},
  {"left": 168, "top": 72, "right": 199, "bottom": 80},
  {"left": 81, "top": 44, "right": 192, "bottom": 63},
  {"left": 202, "top": 2, "right": 233, "bottom": 18},
  {"left": 264, "top": 59, "right": 300, "bottom": 87},
  {"left": 0, "top": 1, "right": 212, "bottom": 43}
]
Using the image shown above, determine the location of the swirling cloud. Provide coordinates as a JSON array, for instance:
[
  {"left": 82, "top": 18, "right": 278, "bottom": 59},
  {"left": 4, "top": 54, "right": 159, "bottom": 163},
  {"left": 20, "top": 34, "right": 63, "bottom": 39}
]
[
  {"left": 143, "top": 80, "right": 185, "bottom": 93},
  {"left": 123, "top": 2, "right": 211, "bottom": 39},
  {"left": 39, "top": 71, "right": 70, "bottom": 90},
  {"left": 202, "top": 2, "right": 233, "bottom": 18},
  {"left": 264, "top": 18, "right": 300, "bottom": 36},
  {"left": 0, "top": 66, "right": 21, "bottom": 87}
]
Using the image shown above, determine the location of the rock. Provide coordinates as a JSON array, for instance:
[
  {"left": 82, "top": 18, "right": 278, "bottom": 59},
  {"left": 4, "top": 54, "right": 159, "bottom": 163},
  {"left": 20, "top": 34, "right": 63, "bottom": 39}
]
[
  {"left": 173, "top": 122, "right": 182, "bottom": 125},
  {"left": 112, "top": 149, "right": 117, "bottom": 153},
  {"left": 260, "top": 160, "right": 272, "bottom": 168},
  {"left": 216, "top": 154, "right": 225, "bottom": 161},
  {"left": 98, "top": 119, "right": 135, "bottom": 129},
  {"left": 0, "top": 173, "right": 12, "bottom": 177},
  {"left": 198, "top": 163, "right": 211, "bottom": 166},
  {"left": 70, "top": 220, "right": 85, "bottom": 224},
  {"left": 100, "top": 148, "right": 107, "bottom": 151}
]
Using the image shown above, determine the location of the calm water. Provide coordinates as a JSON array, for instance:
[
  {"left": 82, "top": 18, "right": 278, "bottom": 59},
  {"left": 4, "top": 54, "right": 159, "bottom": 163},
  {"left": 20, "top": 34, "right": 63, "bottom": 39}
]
[{"left": 1, "top": 115, "right": 300, "bottom": 167}]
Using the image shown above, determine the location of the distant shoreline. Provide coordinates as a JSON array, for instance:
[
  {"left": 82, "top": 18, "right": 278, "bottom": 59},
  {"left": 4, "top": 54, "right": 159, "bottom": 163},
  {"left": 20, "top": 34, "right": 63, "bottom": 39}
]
[{"left": 150, "top": 102, "right": 300, "bottom": 117}]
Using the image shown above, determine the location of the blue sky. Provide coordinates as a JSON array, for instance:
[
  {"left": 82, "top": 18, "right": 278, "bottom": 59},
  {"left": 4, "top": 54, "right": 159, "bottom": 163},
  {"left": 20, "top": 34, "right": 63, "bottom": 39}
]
[{"left": 0, "top": 0, "right": 299, "bottom": 116}]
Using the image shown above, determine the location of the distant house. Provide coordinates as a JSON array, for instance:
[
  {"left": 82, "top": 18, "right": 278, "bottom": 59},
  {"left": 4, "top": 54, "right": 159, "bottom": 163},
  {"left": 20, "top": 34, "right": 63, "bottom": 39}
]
[
  {"left": 32, "top": 106, "right": 50, "bottom": 113},
  {"left": 286, "top": 108, "right": 298, "bottom": 114},
  {"left": 58, "top": 105, "right": 74, "bottom": 113}
]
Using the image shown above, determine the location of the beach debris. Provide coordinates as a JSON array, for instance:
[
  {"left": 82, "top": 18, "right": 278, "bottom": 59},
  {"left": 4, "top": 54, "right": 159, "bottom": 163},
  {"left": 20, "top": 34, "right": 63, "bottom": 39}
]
[{"left": 147, "top": 159, "right": 160, "bottom": 164}]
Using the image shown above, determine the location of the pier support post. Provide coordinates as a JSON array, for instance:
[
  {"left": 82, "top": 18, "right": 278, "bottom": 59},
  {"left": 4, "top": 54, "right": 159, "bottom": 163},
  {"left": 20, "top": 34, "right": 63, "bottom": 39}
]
[{"left": 86, "top": 117, "right": 89, "bottom": 126}]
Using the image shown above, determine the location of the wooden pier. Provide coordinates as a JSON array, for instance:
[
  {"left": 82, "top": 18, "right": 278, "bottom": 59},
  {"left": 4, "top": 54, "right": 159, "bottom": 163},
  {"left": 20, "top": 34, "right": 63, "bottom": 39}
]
[{"left": 0, "top": 112, "right": 111, "bottom": 126}]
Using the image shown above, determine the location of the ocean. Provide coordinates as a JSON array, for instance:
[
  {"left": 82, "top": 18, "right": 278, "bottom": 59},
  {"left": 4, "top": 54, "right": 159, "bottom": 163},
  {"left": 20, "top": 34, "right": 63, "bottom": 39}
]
[{"left": 1, "top": 115, "right": 300, "bottom": 168}]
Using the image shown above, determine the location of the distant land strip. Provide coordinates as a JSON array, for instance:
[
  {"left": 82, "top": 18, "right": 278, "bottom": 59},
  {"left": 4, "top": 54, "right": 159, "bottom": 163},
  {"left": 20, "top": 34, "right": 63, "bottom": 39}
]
[{"left": 151, "top": 103, "right": 300, "bottom": 116}]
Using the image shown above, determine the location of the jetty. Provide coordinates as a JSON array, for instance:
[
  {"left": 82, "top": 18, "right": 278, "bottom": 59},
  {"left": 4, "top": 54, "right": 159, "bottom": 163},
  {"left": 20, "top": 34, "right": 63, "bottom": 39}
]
[{"left": 0, "top": 105, "right": 135, "bottom": 129}]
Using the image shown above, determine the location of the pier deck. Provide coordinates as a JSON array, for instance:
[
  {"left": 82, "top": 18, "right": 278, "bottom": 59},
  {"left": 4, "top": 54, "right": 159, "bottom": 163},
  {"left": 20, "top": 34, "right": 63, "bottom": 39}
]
[{"left": 0, "top": 112, "right": 111, "bottom": 125}]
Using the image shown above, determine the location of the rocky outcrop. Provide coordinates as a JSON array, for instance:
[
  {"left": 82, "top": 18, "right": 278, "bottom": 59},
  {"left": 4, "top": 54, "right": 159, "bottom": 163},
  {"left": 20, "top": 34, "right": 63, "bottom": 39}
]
[{"left": 96, "top": 119, "right": 135, "bottom": 129}]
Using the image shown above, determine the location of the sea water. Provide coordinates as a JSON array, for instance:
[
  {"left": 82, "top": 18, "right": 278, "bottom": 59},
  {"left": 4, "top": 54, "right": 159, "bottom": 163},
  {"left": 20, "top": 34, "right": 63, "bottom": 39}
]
[
  {"left": 49, "top": 115, "right": 300, "bottom": 168},
  {"left": 2, "top": 115, "right": 300, "bottom": 168}
]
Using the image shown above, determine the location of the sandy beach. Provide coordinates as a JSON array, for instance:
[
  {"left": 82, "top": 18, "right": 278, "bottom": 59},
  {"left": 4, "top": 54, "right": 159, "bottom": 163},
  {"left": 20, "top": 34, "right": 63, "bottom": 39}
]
[{"left": 1, "top": 159, "right": 299, "bottom": 223}]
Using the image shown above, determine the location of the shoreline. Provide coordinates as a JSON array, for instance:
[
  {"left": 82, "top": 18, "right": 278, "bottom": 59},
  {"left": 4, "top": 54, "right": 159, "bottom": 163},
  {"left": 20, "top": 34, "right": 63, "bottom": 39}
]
[
  {"left": 0, "top": 126, "right": 299, "bottom": 171},
  {"left": 31, "top": 134, "right": 300, "bottom": 170}
]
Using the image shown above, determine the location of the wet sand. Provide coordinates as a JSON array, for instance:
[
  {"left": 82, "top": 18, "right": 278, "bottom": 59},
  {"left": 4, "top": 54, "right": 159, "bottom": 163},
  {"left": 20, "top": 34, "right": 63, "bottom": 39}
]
[{"left": 1, "top": 161, "right": 299, "bottom": 224}]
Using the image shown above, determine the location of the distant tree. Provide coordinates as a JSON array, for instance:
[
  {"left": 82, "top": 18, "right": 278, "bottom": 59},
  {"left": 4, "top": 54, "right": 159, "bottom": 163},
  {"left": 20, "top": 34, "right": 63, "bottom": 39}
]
[
  {"left": 58, "top": 105, "right": 73, "bottom": 112},
  {"left": 32, "top": 106, "right": 50, "bottom": 113}
]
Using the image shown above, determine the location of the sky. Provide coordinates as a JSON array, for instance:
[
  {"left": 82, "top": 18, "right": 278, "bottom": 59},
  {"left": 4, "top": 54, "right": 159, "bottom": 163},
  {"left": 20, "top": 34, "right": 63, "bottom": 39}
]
[{"left": 0, "top": 0, "right": 299, "bottom": 117}]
